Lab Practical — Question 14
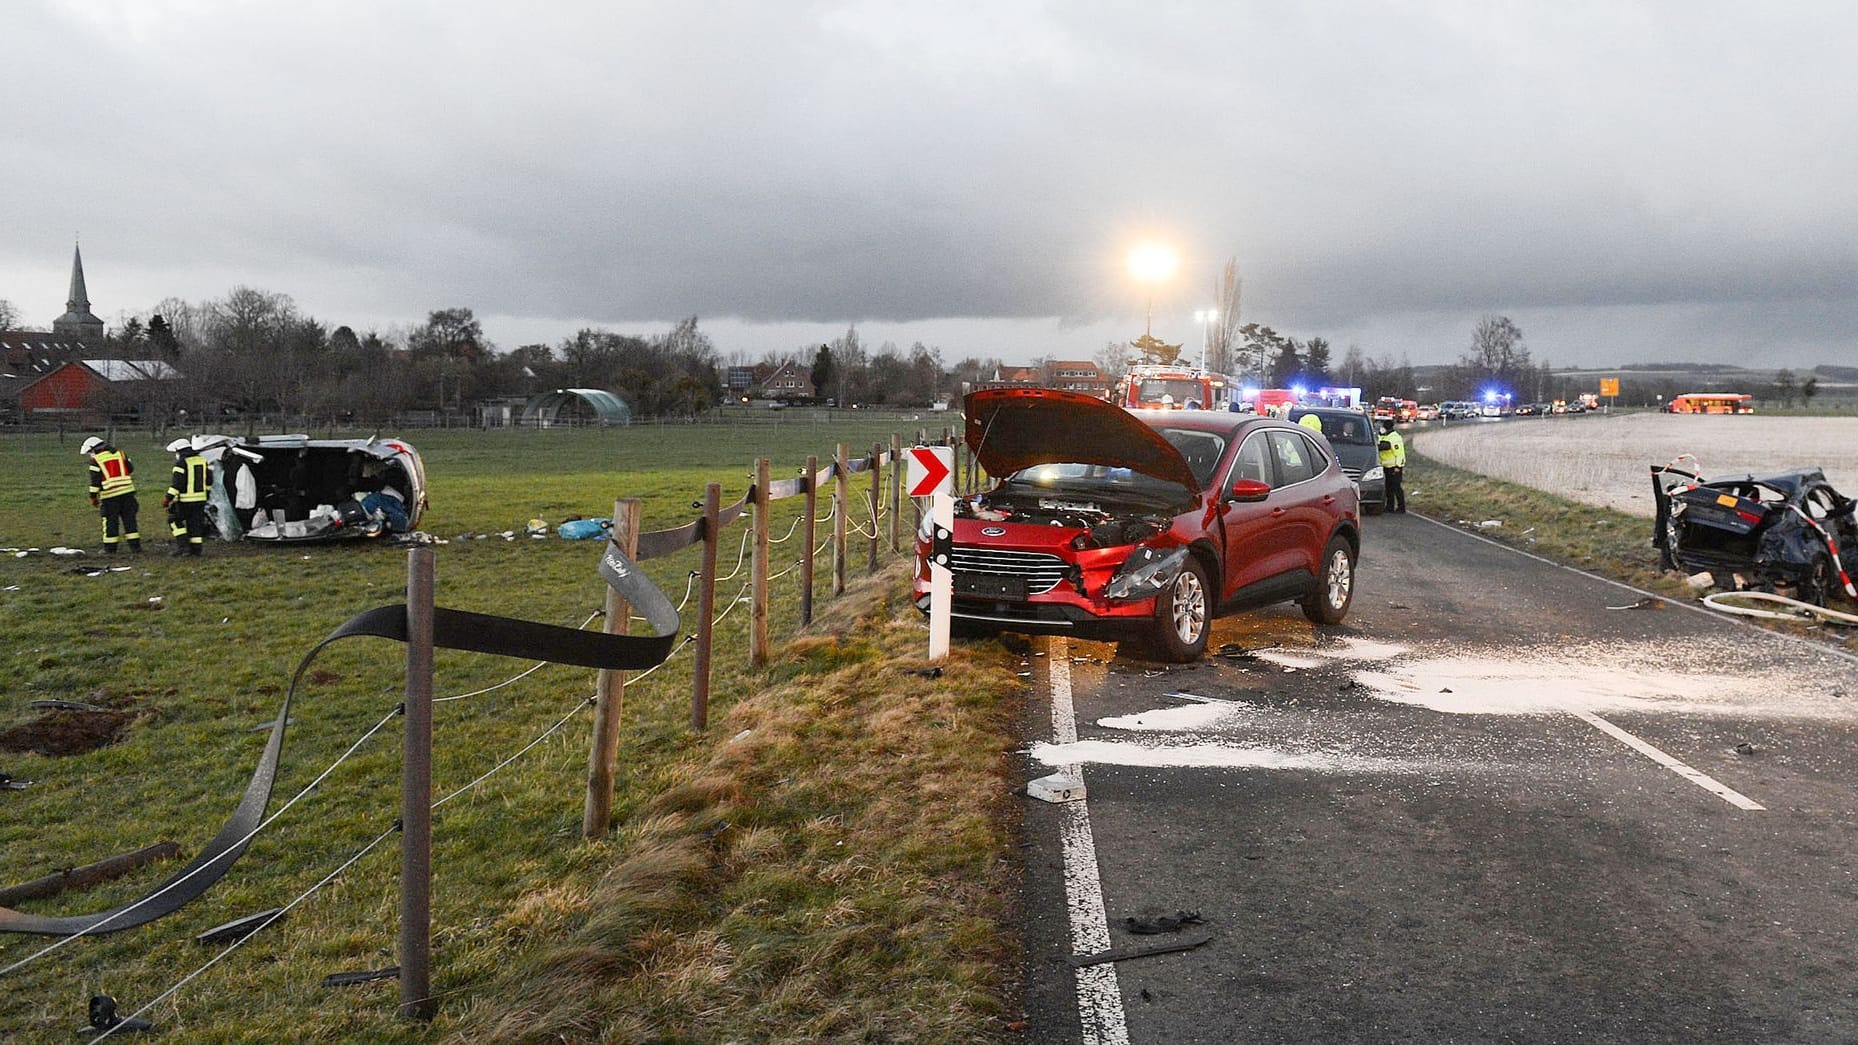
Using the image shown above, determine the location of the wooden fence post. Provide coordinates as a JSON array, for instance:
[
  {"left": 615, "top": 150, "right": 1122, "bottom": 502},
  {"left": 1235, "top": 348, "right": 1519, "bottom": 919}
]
[
  {"left": 750, "top": 458, "right": 771, "bottom": 667},
  {"left": 833, "top": 443, "right": 849, "bottom": 596},
  {"left": 889, "top": 432, "right": 902, "bottom": 552},
  {"left": 692, "top": 483, "right": 720, "bottom": 730},
  {"left": 584, "top": 498, "right": 639, "bottom": 838},
  {"left": 399, "top": 547, "right": 436, "bottom": 1021},
  {"left": 800, "top": 455, "right": 818, "bottom": 625},
  {"left": 868, "top": 442, "right": 881, "bottom": 574}
]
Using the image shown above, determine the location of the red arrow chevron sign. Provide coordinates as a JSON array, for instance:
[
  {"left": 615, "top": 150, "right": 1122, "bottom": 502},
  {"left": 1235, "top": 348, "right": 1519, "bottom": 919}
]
[{"left": 907, "top": 446, "right": 954, "bottom": 497}]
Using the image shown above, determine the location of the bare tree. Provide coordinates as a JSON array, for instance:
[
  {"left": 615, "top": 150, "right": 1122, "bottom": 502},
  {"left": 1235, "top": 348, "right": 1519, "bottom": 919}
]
[
  {"left": 1206, "top": 257, "right": 1243, "bottom": 374},
  {"left": 1094, "top": 340, "right": 1133, "bottom": 382},
  {"left": 0, "top": 298, "right": 19, "bottom": 329}
]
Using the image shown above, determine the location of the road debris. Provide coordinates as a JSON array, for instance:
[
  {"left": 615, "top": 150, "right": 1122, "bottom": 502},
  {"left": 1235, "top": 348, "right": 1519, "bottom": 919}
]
[
  {"left": 1605, "top": 596, "right": 1666, "bottom": 610},
  {"left": 1026, "top": 772, "right": 1086, "bottom": 803},
  {"left": 1123, "top": 910, "right": 1205, "bottom": 935},
  {"left": 1070, "top": 929, "right": 1214, "bottom": 968}
]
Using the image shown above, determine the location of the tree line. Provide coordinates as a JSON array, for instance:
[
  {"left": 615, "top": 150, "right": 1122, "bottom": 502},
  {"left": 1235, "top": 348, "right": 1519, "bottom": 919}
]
[{"left": 52, "top": 289, "right": 1008, "bottom": 429}]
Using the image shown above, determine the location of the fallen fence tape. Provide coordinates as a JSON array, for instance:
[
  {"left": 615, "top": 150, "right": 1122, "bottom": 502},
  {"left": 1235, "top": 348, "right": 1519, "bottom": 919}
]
[{"left": 0, "top": 541, "right": 679, "bottom": 938}]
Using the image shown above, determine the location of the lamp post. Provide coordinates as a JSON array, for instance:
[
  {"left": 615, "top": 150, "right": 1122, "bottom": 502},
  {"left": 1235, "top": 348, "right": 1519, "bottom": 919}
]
[
  {"left": 1194, "top": 308, "right": 1219, "bottom": 371},
  {"left": 1127, "top": 244, "right": 1178, "bottom": 338}
]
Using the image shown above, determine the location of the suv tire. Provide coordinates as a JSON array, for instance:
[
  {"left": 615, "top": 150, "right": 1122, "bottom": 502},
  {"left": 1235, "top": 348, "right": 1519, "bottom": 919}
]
[
  {"left": 1302, "top": 535, "right": 1356, "bottom": 625},
  {"left": 1148, "top": 556, "right": 1212, "bottom": 662}
]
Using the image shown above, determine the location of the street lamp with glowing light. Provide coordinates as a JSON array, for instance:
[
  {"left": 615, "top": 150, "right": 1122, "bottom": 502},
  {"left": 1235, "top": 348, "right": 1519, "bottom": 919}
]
[
  {"left": 1194, "top": 307, "right": 1219, "bottom": 370},
  {"left": 1127, "top": 243, "right": 1179, "bottom": 336}
]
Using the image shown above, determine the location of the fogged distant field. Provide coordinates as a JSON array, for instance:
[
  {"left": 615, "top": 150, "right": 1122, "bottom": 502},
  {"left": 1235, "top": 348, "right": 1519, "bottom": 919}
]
[{"left": 1412, "top": 413, "right": 1858, "bottom": 517}]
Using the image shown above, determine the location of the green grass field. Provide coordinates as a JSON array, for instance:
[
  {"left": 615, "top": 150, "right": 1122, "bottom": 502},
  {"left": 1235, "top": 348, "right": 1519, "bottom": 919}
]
[{"left": 0, "top": 419, "right": 1021, "bottom": 1042}]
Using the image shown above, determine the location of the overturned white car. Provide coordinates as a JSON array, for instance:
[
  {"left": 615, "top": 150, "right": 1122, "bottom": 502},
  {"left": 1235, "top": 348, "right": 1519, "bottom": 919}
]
[{"left": 191, "top": 434, "right": 428, "bottom": 543}]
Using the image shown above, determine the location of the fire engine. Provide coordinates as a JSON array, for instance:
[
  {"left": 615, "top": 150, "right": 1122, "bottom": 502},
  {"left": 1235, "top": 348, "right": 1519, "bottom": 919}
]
[
  {"left": 1371, "top": 397, "right": 1418, "bottom": 423},
  {"left": 1112, "top": 364, "right": 1216, "bottom": 411}
]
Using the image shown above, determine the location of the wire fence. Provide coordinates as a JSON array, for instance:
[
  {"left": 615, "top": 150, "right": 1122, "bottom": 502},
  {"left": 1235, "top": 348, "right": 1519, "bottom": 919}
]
[{"left": 6, "top": 425, "right": 988, "bottom": 1037}]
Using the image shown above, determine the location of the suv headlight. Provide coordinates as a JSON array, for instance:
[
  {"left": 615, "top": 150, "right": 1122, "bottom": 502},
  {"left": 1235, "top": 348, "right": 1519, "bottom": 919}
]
[
  {"left": 1102, "top": 545, "right": 1188, "bottom": 600},
  {"left": 1362, "top": 464, "right": 1384, "bottom": 483}
]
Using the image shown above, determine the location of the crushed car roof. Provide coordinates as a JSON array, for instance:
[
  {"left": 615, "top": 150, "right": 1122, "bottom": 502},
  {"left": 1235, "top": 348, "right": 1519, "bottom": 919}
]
[{"left": 964, "top": 387, "right": 1200, "bottom": 495}]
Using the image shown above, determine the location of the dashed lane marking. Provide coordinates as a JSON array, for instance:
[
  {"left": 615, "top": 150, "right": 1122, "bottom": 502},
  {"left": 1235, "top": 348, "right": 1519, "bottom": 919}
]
[{"left": 1573, "top": 709, "right": 1765, "bottom": 810}]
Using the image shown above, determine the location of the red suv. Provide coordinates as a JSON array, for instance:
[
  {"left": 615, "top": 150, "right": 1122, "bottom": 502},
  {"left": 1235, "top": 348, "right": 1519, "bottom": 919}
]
[{"left": 914, "top": 388, "right": 1361, "bottom": 660}]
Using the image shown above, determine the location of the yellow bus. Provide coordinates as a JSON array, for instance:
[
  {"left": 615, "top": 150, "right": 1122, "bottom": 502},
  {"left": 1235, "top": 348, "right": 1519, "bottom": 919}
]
[{"left": 1667, "top": 393, "right": 1754, "bottom": 415}]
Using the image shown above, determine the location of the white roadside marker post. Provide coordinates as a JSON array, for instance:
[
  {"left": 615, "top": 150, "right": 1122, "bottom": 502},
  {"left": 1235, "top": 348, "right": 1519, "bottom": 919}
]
[
  {"left": 929, "top": 489, "right": 953, "bottom": 662},
  {"left": 907, "top": 445, "right": 956, "bottom": 662}
]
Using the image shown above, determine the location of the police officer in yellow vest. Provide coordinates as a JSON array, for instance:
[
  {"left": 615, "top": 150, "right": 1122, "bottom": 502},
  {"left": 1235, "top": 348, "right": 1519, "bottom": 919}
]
[
  {"left": 1377, "top": 419, "right": 1407, "bottom": 513},
  {"left": 81, "top": 436, "right": 142, "bottom": 553},
  {"left": 163, "top": 438, "right": 213, "bottom": 557}
]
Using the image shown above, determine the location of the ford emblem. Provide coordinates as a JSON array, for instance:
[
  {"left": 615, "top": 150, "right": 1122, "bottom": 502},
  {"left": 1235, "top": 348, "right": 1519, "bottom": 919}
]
[{"left": 981, "top": 526, "right": 1007, "bottom": 537}]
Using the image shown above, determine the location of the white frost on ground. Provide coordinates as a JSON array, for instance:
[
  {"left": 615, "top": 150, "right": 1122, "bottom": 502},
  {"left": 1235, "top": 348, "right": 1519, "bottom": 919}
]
[
  {"left": 1413, "top": 414, "right": 1858, "bottom": 517},
  {"left": 1342, "top": 638, "right": 1857, "bottom": 720}
]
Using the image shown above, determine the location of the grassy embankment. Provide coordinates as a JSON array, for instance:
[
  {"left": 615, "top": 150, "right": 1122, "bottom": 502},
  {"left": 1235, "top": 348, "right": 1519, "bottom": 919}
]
[
  {"left": 1405, "top": 446, "right": 1858, "bottom": 654},
  {"left": 0, "top": 419, "right": 1022, "bottom": 1042}
]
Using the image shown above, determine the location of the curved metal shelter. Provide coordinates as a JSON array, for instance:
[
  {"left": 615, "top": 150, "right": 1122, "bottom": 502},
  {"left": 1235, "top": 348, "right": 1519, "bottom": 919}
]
[{"left": 522, "top": 388, "right": 633, "bottom": 426}]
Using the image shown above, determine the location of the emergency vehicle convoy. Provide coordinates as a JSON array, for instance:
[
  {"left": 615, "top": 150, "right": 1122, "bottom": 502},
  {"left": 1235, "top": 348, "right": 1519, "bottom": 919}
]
[{"left": 1371, "top": 397, "right": 1418, "bottom": 423}]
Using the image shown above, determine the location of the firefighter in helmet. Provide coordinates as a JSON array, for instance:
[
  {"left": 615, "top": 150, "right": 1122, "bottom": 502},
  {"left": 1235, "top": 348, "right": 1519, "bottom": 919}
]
[
  {"left": 163, "top": 437, "right": 213, "bottom": 556},
  {"left": 81, "top": 436, "right": 142, "bottom": 553}
]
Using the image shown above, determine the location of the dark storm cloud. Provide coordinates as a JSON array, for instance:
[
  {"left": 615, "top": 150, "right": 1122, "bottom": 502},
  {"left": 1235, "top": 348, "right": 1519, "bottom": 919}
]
[{"left": 2, "top": 1, "right": 1854, "bottom": 365}]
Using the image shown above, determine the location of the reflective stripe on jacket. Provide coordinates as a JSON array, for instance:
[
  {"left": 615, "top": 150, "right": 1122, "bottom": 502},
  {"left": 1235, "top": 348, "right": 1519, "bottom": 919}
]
[
  {"left": 1377, "top": 430, "right": 1406, "bottom": 468},
  {"left": 89, "top": 449, "right": 135, "bottom": 497},
  {"left": 169, "top": 454, "right": 212, "bottom": 502}
]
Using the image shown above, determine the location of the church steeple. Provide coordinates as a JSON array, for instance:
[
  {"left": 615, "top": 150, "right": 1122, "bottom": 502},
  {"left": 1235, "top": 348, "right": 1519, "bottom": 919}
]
[{"left": 52, "top": 240, "right": 105, "bottom": 344}]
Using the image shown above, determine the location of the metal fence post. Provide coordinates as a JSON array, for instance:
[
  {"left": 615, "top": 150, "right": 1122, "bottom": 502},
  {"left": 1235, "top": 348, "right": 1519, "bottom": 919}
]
[
  {"left": 692, "top": 483, "right": 720, "bottom": 730},
  {"left": 868, "top": 442, "right": 881, "bottom": 573},
  {"left": 399, "top": 547, "right": 436, "bottom": 1021},
  {"left": 751, "top": 458, "right": 771, "bottom": 667},
  {"left": 833, "top": 444, "right": 849, "bottom": 596},
  {"left": 584, "top": 499, "right": 639, "bottom": 838},
  {"left": 889, "top": 432, "right": 902, "bottom": 553},
  {"left": 800, "top": 455, "right": 818, "bottom": 625}
]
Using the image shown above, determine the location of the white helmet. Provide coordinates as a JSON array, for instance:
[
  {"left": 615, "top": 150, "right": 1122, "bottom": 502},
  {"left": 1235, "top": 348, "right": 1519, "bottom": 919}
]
[
  {"left": 167, "top": 438, "right": 191, "bottom": 453},
  {"left": 80, "top": 437, "right": 104, "bottom": 455}
]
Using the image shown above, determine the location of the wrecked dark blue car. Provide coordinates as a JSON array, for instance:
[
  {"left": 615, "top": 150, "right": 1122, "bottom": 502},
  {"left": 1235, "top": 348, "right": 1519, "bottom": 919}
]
[{"left": 1652, "top": 462, "right": 1858, "bottom": 606}]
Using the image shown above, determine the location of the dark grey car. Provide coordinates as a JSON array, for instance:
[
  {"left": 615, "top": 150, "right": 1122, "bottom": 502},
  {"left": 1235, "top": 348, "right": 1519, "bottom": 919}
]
[{"left": 1289, "top": 407, "right": 1385, "bottom": 514}]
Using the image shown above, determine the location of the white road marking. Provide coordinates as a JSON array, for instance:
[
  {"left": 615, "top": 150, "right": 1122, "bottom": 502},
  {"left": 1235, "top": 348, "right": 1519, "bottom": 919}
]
[
  {"left": 1572, "top": 709, "right": 1766, "bottom": 810},
  {"left": 1032, "top": 739, "right": 1413, "bottom": 773},
  {"left": 1046, "top": 638, "right": 1130, "bottom": 1045}
]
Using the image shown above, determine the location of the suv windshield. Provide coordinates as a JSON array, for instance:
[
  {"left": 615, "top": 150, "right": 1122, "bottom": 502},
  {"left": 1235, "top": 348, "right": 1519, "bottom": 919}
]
[
  {"left": 1294, "top": 413, "right": 1374, "bottom": 445},
  {"left": 1001, "top": 426, "right": 1224, "bottom": 498}
]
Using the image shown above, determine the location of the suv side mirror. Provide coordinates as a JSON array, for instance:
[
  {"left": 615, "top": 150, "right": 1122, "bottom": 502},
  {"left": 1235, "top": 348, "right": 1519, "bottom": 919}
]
[{"left": 1228, "top": 478, "right": 1271, "bottom": 502}]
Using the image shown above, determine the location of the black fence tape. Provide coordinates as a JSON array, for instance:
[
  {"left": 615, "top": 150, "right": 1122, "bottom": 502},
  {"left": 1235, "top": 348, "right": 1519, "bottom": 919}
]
[{"left": 0, "top": 541, "right": 678, "bottom": 937}]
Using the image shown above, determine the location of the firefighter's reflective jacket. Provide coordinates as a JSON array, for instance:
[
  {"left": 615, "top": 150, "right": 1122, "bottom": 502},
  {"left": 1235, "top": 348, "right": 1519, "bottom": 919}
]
[
  {"left": 168, "top": 454, "right": 212, "bottom": 503},
  {"left": 89, "top": 449, "right": 136, "bottom": 499}
]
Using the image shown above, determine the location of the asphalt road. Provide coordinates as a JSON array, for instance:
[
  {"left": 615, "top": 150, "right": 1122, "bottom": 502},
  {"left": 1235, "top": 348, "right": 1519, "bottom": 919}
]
[{"left": 1014, "top": 511, "right": 1858, "bottom": 1044}]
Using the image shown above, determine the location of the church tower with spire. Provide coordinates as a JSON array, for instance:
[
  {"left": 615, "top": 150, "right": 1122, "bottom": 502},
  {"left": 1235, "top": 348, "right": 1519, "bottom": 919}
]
[{"left": 52, "top": 242, "right": 105, "bottom": 344}]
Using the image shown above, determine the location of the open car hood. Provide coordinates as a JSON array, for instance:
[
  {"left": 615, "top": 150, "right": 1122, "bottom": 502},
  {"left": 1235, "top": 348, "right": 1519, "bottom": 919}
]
[{"left": 964, "top": 388, "right": 1200, "bottom": 496}]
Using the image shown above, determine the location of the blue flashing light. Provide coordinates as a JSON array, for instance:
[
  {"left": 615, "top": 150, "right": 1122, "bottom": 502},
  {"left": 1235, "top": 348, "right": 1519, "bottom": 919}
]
[{"left": 1291, "top": 384, "right": 1309, "bottom": 397}]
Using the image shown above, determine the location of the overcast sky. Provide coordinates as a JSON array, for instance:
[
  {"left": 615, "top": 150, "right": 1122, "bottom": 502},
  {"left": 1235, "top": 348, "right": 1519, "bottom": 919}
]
[{"left": 4, "top": 1, "right": 1855, "bottom": 368}]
